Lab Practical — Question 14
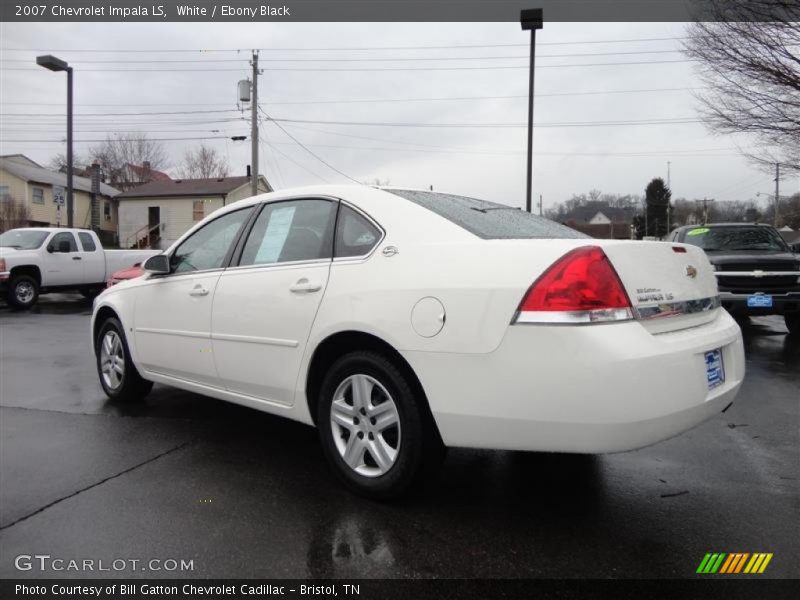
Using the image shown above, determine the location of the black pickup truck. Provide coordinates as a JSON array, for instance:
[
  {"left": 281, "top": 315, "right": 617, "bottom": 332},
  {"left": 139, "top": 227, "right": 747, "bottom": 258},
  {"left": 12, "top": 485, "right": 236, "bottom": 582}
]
[{"left": 669, "top": 223, "right": 800, "bottom": 334}]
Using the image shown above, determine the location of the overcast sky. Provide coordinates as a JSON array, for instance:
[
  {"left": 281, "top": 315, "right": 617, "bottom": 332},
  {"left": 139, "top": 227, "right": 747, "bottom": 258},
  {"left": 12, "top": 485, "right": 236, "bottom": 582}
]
[{"left": 2, "top": 21, "right": 798, "bottom": 210}]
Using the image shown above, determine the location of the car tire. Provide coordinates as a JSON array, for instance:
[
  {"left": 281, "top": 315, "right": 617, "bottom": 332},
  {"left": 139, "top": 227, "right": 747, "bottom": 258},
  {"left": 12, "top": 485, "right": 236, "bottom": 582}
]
[
  {"left": 786, "top": 313, "right": 800, "bottom": 335},
  {"left": 95, "top": 317, "right": 153, "bottom": 401},
  {"left": 317, "top": 351, "right": 444, "bottom": 500},
  {"left": 6, "top": 274, "right": 39, "bottom": 309}
]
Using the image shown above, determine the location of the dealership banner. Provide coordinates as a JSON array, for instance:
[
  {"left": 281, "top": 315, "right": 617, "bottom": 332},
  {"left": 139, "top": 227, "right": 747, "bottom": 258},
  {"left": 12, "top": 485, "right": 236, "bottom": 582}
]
[{"left": 2, "top": 0, "right": 796, "bottom": 22}]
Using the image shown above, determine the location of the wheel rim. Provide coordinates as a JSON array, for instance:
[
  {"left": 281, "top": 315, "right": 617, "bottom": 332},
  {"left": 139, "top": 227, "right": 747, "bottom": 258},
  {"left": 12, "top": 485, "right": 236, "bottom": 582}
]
[
  {"left": 15, "top": 281, "right": 34, "bottom": 304},
  {"left": 330, "top": 374, "right": 401, "bottom": 478},
  {"left": 100, "top": 331, "right": 125, "bottom": 390}
]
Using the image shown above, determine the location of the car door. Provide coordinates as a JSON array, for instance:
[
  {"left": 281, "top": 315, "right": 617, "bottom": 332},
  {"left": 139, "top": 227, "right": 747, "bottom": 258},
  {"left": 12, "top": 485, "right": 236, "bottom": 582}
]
[
  {"left": 133, "top": 207, "right": 252, "bottom": 386},
  {"left": 44, "top": 231, "right": 84, "bottom": 286},
  {"left": 76, "top": 231, "right": 105, "bottom": 284},
  {"left": 211, "top": 198, "right": 338, "bottom": 404}
]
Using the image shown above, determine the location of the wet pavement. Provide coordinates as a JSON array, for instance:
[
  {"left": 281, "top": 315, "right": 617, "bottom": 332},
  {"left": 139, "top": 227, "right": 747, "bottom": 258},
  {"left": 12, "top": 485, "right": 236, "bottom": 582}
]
[{"left": 0, "top": 294, "right": 798, "bottom": 579}]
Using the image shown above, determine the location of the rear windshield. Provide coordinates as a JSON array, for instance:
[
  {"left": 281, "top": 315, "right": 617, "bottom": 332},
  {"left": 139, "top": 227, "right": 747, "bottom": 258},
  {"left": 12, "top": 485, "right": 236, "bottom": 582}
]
[
  {"left": 681, "top": 226, "right": 788, "bottom": 252},
  {"left": 388, "top": 189, "right": 588, "bottom": 240}
]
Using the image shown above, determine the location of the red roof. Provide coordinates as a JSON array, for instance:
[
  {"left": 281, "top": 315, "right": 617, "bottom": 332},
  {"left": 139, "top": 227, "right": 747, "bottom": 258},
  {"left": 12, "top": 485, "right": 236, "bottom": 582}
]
[{"left": 126, "top": 163, "right": 171, "bottom": 182}]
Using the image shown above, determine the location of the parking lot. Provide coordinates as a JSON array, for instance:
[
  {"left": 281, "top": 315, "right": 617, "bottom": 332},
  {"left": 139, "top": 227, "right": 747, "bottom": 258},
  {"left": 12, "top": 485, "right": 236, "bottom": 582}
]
[{"left": 0, "top": 294, "right": 797, "bottom": 579}]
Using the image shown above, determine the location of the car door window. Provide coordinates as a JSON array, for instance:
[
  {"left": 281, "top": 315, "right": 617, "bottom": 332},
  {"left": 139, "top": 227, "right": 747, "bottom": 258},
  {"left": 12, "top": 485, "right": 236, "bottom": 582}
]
[
  {"left": 239, "top": 199, "right": 336, "bottom": 266},
  {"left": 171, "top": 208, "right": 251, "bottom": 274},
  {"left": 334, "top": 205, "right": 381, "bottom": 258},
  {"left": 50, "top": 232, "right": 78, "bottom": 253},
  {"left": 77, "top": 232, "right": 97, "bottom": 251}
]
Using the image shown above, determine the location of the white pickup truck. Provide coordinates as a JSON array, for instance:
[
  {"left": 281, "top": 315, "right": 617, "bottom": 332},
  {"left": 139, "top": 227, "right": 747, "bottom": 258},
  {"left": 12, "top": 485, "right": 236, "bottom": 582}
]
[{"left": 0, "top": 227, "right": 158, "bottom": 309}]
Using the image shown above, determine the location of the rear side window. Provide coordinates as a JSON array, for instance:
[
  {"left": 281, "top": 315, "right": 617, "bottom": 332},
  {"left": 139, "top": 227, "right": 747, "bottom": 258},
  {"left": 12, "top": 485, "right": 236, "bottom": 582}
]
[
  {"left": 335, "top": 205, "right": 381, "bottom": 258},
  {"left": 388, "top": 189, "right": 587, "bottom": 240},
  {"left": 240, "top": 199, "right": 337, "bottom": 266},
  {"left": 78, "top": 232, "right": 97, "bottom": 252}
]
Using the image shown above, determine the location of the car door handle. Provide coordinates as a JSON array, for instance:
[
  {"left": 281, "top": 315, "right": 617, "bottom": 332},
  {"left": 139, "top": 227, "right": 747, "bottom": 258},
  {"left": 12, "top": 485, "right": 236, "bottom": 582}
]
[
  {"left": 289, "top": 279, "right": 322, "bottom": 293},
  {"left": 189, "top": 285, "right": 209, "bottom": 297},
  {"left": 72, "top": 256, "right": 82, "bottom": 261}
]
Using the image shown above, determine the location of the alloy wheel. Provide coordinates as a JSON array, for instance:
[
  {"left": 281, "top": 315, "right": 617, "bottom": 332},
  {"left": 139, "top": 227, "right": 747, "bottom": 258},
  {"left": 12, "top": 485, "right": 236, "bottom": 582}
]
[{"left": 100, "top": 331, "right": 125, "bottom": 390}]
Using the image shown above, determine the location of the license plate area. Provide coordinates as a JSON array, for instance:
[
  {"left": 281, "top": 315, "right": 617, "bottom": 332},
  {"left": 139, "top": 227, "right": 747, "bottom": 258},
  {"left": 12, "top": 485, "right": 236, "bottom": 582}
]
[
  {"left": 747, "top": 294, "right": 773, "bottom": 308},
  {"left": 705, "top": 349, "right": 725, "bottom": 390}
]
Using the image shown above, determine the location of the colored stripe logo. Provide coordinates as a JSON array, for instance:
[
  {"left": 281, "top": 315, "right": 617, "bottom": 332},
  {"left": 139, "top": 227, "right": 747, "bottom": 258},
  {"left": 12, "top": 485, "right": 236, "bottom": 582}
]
[{"left": 697, "top": 553, "right": 773, "bottom": 574}]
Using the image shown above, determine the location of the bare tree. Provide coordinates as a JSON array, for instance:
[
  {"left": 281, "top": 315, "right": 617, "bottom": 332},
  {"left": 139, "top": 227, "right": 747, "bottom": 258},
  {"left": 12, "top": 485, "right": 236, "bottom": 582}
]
[
  {"left": 0, "top": 198, "right": 31, "bottom": 232},
  {"left": 683, "top": 1, "right": 800, "bottom": 171},
  {"left": 88, "top": 133, "right": 168, "bottom": 186},
  {"left": 178, "top": 144, "right": 229, "bottom": 179}
]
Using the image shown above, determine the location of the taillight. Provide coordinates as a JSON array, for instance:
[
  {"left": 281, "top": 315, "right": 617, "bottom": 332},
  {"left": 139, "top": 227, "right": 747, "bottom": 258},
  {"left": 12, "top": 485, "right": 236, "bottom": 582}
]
[
  {"left": 0, "top": 258, "right": 6, "bottom": 272},
  {"left": 513, "top": 245, "right": 633, "bottom": 324}
]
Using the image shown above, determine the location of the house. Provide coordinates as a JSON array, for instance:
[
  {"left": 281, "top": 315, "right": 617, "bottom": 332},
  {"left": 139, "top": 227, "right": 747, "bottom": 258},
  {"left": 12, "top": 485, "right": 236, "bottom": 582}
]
[
  {"left": 108, "top": 161, "right": 172, "bottom": 192},
  {"left": 560, "top": 202, "right": 636, "bottom": 240},
  {"left": 116, "top": 175, "right": 272, "bottom": 249},
  {"left": 0, "top": 154, "right": 121, "bottom": 243}
]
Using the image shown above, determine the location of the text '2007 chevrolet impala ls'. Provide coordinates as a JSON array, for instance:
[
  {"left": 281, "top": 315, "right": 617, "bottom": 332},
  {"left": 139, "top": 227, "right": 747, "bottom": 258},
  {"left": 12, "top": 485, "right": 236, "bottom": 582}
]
[{"left": 90, "top": 186, "right": 745, "bottom": 498}]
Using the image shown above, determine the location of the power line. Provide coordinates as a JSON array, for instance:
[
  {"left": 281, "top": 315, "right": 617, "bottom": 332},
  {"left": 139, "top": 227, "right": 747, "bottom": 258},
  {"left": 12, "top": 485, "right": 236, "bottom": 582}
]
[
  {"left": 1, "top": 135, "right": 236, "bottom": 142},
  {"left": 0, "top": 37, "right": 694, "bottom": 53},
  {"left": 0, "top": 109, "right": 240, "bottom": 117},
  {"left": 264, "top": 141, "right": 330, "bottom": 183},
  {"left": 3, "top": 59, "right": 694, "bottom": 72},
  {"left": 261, "top": 109, "right": 360, "bottom": 184},
  {"left": 0, "top": 49, "right": 687, "bottom": 63},
  {"left": 266, "top": 116, "right": 703, "bottom": 129}
]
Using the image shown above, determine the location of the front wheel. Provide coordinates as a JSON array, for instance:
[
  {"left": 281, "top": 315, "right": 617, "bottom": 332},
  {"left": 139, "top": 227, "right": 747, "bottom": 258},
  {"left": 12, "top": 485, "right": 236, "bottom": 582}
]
[
  {"left": 6, "top": 274, "right": 39, "bottom": 309},
  {"left": 786, "top": 313, "right": 800, "bottom": 335},
  {"left": 96, "top": 317, "right": 153, "bottom": 401},
  {"left": 317, "top": 351, "right": 444, "bottom": 499}
]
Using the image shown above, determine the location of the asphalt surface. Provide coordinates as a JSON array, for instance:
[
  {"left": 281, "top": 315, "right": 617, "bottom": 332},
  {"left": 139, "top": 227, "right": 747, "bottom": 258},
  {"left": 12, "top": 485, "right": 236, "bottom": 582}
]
[{"left": 0, "top": 294, "right": 798, "bottom": 579}]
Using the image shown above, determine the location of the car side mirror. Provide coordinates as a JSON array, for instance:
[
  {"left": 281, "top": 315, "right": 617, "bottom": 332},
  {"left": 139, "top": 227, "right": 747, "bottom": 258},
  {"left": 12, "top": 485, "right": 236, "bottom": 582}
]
[
  {"left": 58, "top": 241, "right": 71, "bottom": 253},
  {"left": 791, "top": 242, "right": 800, "bottom": 254},
  {"left": 46, "top": 244, "right": 54, "bottom": 253},
  {"left": 143, "top": 254, "right": 170, "bottom": 274}
]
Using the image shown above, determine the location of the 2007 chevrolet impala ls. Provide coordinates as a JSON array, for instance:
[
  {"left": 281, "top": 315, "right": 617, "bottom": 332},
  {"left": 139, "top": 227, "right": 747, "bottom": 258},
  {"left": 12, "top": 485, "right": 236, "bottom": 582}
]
[{"left": 91, "top": 186, "right": 744, "bottom": 497}]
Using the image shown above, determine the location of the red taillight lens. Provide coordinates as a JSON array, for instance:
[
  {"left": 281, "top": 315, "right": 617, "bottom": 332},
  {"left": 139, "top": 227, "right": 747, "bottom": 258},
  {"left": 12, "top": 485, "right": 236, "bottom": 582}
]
[{"left": 515, "top": 245, "right": 633, "bottom": 324}]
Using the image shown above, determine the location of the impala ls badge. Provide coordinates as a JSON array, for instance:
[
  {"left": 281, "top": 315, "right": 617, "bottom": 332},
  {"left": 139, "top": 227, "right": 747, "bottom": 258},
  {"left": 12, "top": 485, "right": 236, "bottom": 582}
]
[
  {"left": 686, "top": 265, "right": 698, "bottom": 279},
  {"left": 382, "top": 246, "right": 399, "bottom": 257}
]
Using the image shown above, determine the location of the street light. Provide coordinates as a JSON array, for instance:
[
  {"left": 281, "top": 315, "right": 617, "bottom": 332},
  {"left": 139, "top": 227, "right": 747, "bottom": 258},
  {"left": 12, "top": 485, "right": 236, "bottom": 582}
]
[
  {"left": 521, "top": 8, "right": 543, "bottom": 213},
  {"left": 37, "top": 55, "right": 73, "bottom": 227}
]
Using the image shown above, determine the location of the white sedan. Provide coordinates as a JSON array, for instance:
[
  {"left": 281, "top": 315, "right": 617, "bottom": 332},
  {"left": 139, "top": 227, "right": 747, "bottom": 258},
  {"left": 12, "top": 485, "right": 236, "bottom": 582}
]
[{"left": 91, "top": 186, "right": 744, "bottom": 498}]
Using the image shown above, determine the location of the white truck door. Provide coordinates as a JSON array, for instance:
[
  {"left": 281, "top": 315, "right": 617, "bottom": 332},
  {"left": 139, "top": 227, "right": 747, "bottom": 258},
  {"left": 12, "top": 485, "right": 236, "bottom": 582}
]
[
  {"left": 76, "top": 231, "right": 106, "bottom": 284},
  {"left": 44, "top": 231, "right": 84, "bottom": 286}
]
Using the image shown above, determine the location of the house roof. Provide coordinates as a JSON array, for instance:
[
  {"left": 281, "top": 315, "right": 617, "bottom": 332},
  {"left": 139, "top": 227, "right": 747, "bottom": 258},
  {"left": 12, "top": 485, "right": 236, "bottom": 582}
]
[
  {"left": 564, "top": 221, "right": 632, "bottom": 240},
  {"left": 125, "top": 163, "right": 172, "bottom": 182},
  {"left": 116, "top": 175, "right": 268, "bottom": 198},
  {"left": 566, "top": 202, "right": 637, "bottom": 224},
  {"left": 0, "top": 155, "right": 120, "bottom": 197}
]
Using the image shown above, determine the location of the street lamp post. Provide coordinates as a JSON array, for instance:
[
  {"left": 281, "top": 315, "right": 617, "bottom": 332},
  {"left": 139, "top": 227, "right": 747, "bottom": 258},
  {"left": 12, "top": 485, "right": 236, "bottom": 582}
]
[
  {"left": 521, "top": 8, "right": 543, "bottom": 213},
  {"left": 37, "top": 55, "right": 73, "bottom": 227}
]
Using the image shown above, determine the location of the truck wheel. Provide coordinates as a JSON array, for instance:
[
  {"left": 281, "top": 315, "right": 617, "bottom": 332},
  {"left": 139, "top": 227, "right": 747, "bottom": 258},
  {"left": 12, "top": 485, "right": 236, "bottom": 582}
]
[
  {"left": 96, "top": 317, "right": 153, "bottom": 401},
  {"left": 317, "top": 350, "right": 444, "bottom": 499},
  {"left": 6, "top": 274, "right": 39, "bottom": 309},
  {"left": 786, "top": 313, "right": 800, "bottom": 335}
]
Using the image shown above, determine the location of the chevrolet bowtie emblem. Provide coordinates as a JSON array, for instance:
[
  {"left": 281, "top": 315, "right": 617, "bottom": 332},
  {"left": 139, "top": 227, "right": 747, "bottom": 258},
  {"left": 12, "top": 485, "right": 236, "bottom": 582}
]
[{"left": 686, "top": 265, "right": 698, "bottom": 278}]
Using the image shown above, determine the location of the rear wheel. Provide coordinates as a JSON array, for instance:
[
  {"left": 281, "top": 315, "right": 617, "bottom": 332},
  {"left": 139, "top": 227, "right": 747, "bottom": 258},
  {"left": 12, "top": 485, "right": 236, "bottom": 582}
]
[
  {"left": 786, "top": 313, "right": 800, "bottom": 335},
  {"left": 96, "top": 317, "right": 153, "bottom": 401},
  {"left": 317, "top": 351, "right": 443, "bottom": 499},
  {"left": 6, "top": 274, "right": 38, "bottom": 309},
  {"left": 80, "top": 287, "right": 104, "bottom": 299}
]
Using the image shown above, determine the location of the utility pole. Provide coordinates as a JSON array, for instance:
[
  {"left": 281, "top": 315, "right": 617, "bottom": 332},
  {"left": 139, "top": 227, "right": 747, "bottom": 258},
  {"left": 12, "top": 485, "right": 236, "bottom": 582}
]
[
  {"left": 521, "top": 9, "right": 543, "bottom": 213},
  {"left": 250, "top": 50, "right": 259, "bottom": 197},
  {"left": 697, "top": 197, "right": 715, "bottom": 225},
  {"left": 538, "top": 194, "right": 543, "bottom": 216},
  {"left": 667, "top": 161, "right": 671, "bottom": 189},
  {"left": 774, "top": 162, "right": 780, "bottom": 226}
]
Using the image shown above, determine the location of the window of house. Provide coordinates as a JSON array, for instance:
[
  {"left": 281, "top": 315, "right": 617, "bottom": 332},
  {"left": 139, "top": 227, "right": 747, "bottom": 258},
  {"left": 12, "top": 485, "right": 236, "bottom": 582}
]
[
  {"left": 104, "top": 201, "right": 111, "bottom": 220},
  {"left": 32, "top": 187, "right": 44, "bottom": 205},
  {"left": 0, "top": 186, "right": 10, "bottom": 202},
  {"left": 193, "top": 200, "right": 204, "bottom": 221},
  {"left": 239, "top": 199, "right": 337, "bottom": 266}
]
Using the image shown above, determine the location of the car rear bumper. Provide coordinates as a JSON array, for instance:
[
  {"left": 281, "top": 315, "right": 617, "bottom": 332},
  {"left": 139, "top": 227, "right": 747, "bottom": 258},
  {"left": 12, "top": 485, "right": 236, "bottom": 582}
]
[
  {"left": 719, "top": 291, "right": 800, "bottom": 315},
  {"left": 403, "top": 309, "right": 744, "bottom": 453}
]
